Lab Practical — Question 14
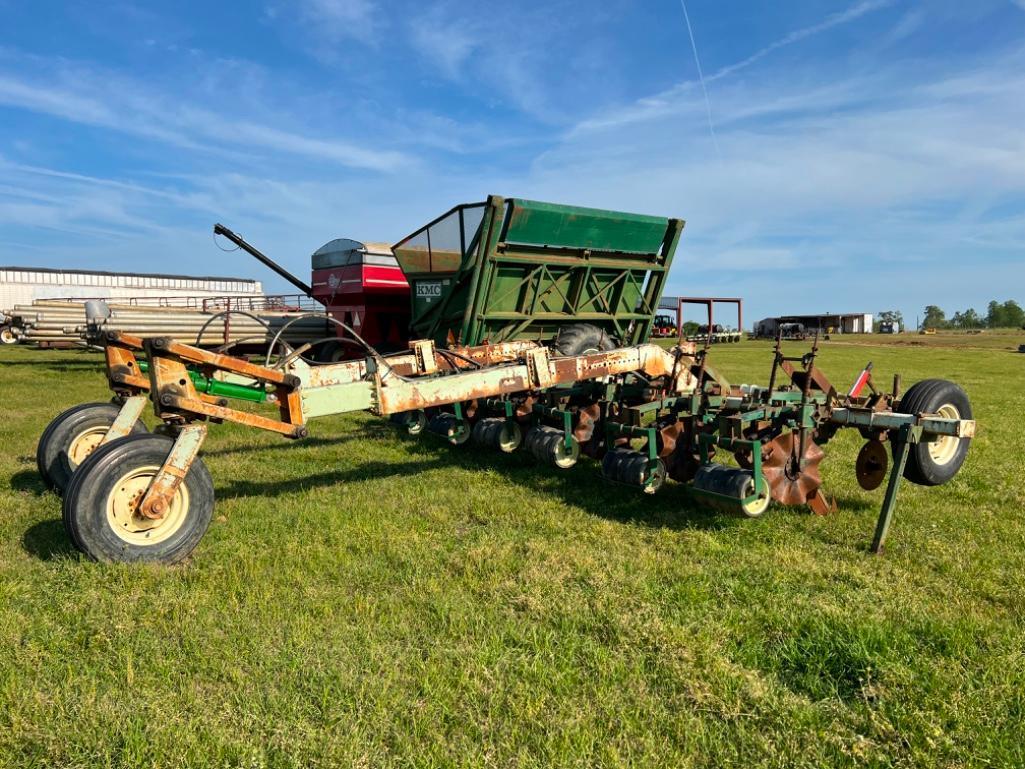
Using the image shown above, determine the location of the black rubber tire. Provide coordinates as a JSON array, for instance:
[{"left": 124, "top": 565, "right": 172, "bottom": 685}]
[
  {"left": 61, "top": 433, "right": 214, "bottom": 564},
  {"left": 525, "top": 426, "right": 579, "bottom": 469},
  {"left": 0, "top": 324, "right": 17, "bottom": 345},
  {"left": 552, "top": 324, "right": 618, "bottom": 356},
  {"left": 315, "top": 340, "right": 350, "bottom": 363},
  {"left": 427, "top": 413, "right": 471, "bottom": 445},
  {"left": 390, "top": 410, "right": 428, "bottom": 435},
  {"left": 36, "top": 402, "right": 148, "bottom": 495},
  {"left": 60, "top": 435, "right": 137, "bottom": 553},
  {"left": 894, "top": 379, "right": 973, "bottom": 486}
]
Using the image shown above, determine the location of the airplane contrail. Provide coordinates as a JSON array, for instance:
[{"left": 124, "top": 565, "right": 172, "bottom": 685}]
[
  {"left": 678, "top": 0, "right": 721, "bottom": 156},
  {"left": 709, "top": 0, "right": 892, "bottom": 82}
]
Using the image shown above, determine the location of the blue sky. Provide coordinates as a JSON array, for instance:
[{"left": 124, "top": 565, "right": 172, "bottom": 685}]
[{"left": 1, "top": 0, "right": 1024, "bottom": 325}]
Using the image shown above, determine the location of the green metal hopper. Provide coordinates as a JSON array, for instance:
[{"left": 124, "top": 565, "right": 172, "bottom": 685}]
[{"left": 392, "top": 195, "right": 683, "bottom": 348}]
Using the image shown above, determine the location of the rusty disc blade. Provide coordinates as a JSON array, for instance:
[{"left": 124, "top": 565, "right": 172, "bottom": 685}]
[
  {"left": 657, "top": 421, "right": 683, "bottom": 457},
  {"left": 855, "top": 440, "right": 889, "bottom": 491},
  {"left": 572, "top": 403, "right": 602, "bottom": 444},
  {"left": 665, "top": 427, "right": 715, "bottom": 483},
  {"left": 761, "top": 432, "right": 824, "bottom": 506}
]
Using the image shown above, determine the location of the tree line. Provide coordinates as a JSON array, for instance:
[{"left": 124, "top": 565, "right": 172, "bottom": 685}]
[{"left": 876, "top": 301, "right": 1025, "bottom": 331}]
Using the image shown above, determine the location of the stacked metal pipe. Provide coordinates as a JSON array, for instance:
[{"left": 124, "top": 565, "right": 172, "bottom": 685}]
[{"left": 9, "top": 300, "right": 330, "bottom": 349}]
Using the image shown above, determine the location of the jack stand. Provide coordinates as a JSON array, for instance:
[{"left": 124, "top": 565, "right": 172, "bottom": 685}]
[{"left": 871, "top": 423, "right": 918, "bottom": 554}]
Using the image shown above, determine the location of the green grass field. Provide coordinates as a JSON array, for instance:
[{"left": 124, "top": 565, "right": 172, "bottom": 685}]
[{"left": 1, "top": 338, "right": 1023, "bottom": 768}]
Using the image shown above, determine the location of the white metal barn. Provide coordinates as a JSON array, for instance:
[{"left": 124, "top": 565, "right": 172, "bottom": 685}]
[
  {"left": 753, "top": 312, "right": 874, "bottom": 337},
  {"left": 0, "top": 266, "right": 263, "bottom": 310}
]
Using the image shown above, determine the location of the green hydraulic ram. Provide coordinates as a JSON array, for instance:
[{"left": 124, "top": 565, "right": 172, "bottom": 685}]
[{"left": 136, "top": 360, "right": 268, "bottom": 404}]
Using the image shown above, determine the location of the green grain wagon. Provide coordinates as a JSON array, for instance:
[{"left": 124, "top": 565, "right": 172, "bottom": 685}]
[{"left": 392, "top": 195, "right": 684, "bottom": 354}]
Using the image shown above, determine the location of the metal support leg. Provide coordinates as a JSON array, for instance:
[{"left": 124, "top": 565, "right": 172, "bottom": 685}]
[
  {"left": 138, "top": 424, "right": 208, "bottom": 519},
  {"left": 531, "top": 404, "right": 574, "bottom": 449},
  {"left": 100, "top": 394, "right": 148, "bottom": 445},
  {"left": 452, "top": 402, "right": 469, "bottom": 441},
  {"left": 751, "top": 442, "right": 763, "bottom": 498},
  {"left": 871, "top": 425, "right": 913, "bottom": 554},
  {"left": 643, "top": 425, "right": 660, "bottom": 492}
]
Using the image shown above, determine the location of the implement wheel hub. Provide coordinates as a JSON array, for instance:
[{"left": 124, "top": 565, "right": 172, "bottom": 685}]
[
  {"left": 928, "top": 404, "right": 962, "bottom": 466},
  {"left": 68, "top": 426, "right": 107, "bottom": 468},
  {"left": 106, "top": 466, "right": 189, "bottom": 545}
]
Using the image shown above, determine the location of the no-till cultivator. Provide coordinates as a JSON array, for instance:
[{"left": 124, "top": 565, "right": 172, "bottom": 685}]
[{"left": 34, "top": 197, "right": 975, "bottom": 563}]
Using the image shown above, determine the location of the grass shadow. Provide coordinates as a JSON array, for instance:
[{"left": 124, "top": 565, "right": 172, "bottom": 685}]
[
  {"left": 214, "top": 429, "right": 733, "bottom": 534},
  {"left": 22, "top": 519, "right": 78, "bottom": 561},
  {"left": 216, "top": 458, "right": 444, "bottom": 498},
  {"left": 10, "top": 469, "right": 47, "bottom": 495},
  {"left": 202, "top": 433, "right": 370, "bottom": 457},
  {"left": 828, "top": 495, "right": 877, "bottom": 514}
]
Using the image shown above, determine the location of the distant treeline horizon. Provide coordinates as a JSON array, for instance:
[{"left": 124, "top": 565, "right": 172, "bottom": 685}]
[{"left": 877, "top": 300, "right": 1024, "bottom": 331}]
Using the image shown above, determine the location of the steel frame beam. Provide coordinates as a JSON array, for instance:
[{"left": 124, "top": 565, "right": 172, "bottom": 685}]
[{"left": 90, "top": 330, "right": 974, "bottom": 553}]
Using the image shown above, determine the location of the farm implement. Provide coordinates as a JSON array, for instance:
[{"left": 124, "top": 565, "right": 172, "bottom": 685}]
[{"left": 34, "top": 197, "right": 976, "bottom": 564}]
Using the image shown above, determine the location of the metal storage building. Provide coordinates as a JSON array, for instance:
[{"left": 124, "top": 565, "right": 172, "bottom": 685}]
[
  {"left": 0, "top": 266, "right": 262, "bottom": 310},
  {"left": 753, "top": 312, "right": 873, "bottom": 337}
]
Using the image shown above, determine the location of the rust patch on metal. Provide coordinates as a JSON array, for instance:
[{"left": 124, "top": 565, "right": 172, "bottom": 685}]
[
  {"left": 138, "top": 423, "right": 207, "bottom": 519},
  {"left": 761, "top": 433, "right": 828, "bottom": 509},
  {"left": 656, "top": 421, "right": 684, "bottom": 458},
  {"left": 780, "top": 359, "right": 836, "bottom": 402},
  {"left": 572, "top": 403, "right": 602, "bottom": 444}
]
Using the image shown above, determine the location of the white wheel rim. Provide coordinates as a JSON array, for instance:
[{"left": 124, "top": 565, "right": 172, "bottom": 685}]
[
  {"left": 742, "top": 476, "right": 770, "bottom": 516},
  {"left": 407, "top": 412, "right": 427, "bottom": 434},
  {"left": 67, "top": 426, "right": 108, "bottom": 468},
  {"left": 499, "top": 423, "right": 521, "bottom": 452},
  {"left": 644, "top": 463, "right": 665, "bottom": 494},
  {"left": 106, "top": 465, "right": 190, "bottom": 545},
  {"left": 553, "top": 439, "right": 579, "bottom": 468},
  {"left": 928, "top": 404, "right": 961, "bottom": 465}
]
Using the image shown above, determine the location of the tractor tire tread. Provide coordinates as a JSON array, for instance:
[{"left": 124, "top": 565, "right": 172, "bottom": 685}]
[{"left": 552, "top": 324, "right": 618, "bottom": 356}]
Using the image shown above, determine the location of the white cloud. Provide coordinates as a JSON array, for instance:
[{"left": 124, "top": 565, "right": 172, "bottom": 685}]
[
  {"left": 290, "top": 0, "right": 380, "bottom": 41},
  {"left": 515, "top": 46, "right": 1025, "bottom": 320},
  {"left": 0, "top": 73, "right": 202, "bottom": 150},
  {"left": 402, "top": 2, "right": 583, "bottom": 122},
  {"left": 407, "top": 7, "right": 480, "bottom": 79},
  {"left": 0, "top": 66, "right": 408, "bottom": 172}
]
